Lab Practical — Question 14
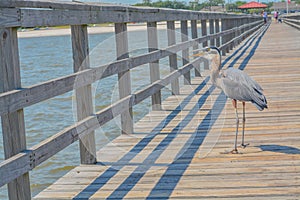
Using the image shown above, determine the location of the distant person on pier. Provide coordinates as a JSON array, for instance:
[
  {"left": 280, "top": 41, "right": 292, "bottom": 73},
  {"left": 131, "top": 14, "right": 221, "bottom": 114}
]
[
  {"left": 262, "top": 10, "right": 268, "bottom": 24},
  {"left": 274, "top": 11, "right": 279, "bottom": 23}
]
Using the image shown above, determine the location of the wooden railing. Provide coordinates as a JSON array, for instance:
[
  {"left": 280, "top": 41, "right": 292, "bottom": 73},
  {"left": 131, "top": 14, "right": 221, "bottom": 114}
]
[
  {"left": 282, "top": 14, "right": 300, "bottom": 29},
  {"left": 0, "top": 1, "right": 263, "bottom": 199}
]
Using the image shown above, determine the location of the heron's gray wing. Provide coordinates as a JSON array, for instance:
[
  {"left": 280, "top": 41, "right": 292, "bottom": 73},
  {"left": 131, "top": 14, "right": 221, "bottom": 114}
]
[
  {"left": 221, "top": 68, "right": 267, "bottom": 110},
  {"left": 220, "top": 76, "right": 253, "bottom": 101},
  {"left": 225, "top": 68, "right": 263, "bottom": 91}
]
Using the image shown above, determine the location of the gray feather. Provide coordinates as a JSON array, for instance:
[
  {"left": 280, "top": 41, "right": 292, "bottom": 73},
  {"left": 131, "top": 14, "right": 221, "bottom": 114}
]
[{"left": 219, "top": 68, "right": 267, "bottom": 110}]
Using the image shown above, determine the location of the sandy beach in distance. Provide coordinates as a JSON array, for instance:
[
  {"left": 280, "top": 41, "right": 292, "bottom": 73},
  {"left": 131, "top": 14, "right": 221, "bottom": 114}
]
[{"left": 17, "top": 22, "right": 183, "bottom": 38}]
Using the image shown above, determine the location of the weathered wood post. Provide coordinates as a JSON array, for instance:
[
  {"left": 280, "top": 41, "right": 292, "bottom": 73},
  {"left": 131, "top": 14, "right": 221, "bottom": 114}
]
[
  {"left": 233, "top": 18, "right": 238, "bottom": 48},
  {"left": 115, "top": 23, "right": 133, "bottom": 134},
  {"left": 191, "top": 20, "right": 201, "bottom": 77},
  {"left": 242, "top": 17, "right": 248, "bottom": 40},
  {"left": 247, "top": 17, "right": 251, "bottom": 37},
  {"left": 221, "top": 18, "right": 227, "bottom": 56},
  {"left": 0, "top": 28, "right": 31, "bottom": 199},
  {"left": 209, "top": 19, "right": 215, "bottom": 46},
  {"left": 181, "top": 20, "right": 191, "bottom": 85},
  {"left": 225, "top": 18, "right": 230, "bottom": 54},
  {"left": 215, "top": 18, "right": 220, "bottom": 47},
  {"left": 71, "top": 25, "right": 97, "bottom": 164},
  {"left": 237, "top": 18, "right": 243, "bottom": 45},
  {"left": 201, "top": 19, "right": 209, "bottom": 70},
  {"left": 147, "top": 22, "right": 161, "bottom": 110},
  {"left": 201, "top": 19, "right": 208, "bottom": 48},
  {"left": 229, "top": 18, "right": 235, "bottom": 50},
  {"left": 167, "top": 21, "right": 180, "bottom": 95}
]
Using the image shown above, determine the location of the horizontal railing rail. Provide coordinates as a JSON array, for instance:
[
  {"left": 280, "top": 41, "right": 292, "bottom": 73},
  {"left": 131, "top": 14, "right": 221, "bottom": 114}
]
[
  {"left": 0, "top": 20, "right": 261, "bottom": 116},
  {"left": 282, "top": 14, "right": 300, "bottom": 29},
  {"left": 1, "top": 1, "right": 248, "bottom": 27},
  {"left": 0, "top": 1, "right": 263, "bottom": 199}
]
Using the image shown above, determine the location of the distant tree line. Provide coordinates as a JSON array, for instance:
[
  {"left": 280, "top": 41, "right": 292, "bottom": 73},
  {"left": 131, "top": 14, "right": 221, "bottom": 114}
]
[
  {"left": 135, "top": 0, "right": 300, "bottom": 12},
  {"left": 134, "top": 0, "right": 226, "bottom": 11},
  {"left": 135, "top": 0, "right": 189, "bottom": 9}
]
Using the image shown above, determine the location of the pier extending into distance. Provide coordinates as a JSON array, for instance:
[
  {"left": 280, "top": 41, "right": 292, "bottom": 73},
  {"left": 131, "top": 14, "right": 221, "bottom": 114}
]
[{"left": 0, "top": 1, "right": 300, "bottom": 199}]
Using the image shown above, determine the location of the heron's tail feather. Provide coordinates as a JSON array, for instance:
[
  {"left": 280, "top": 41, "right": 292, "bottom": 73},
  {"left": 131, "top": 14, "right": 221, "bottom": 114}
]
[{"left": 251, "top": 90, "right": 268, "bottom": 111}]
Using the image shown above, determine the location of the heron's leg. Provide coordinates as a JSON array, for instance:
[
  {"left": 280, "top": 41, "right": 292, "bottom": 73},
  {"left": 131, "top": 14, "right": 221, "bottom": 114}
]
[
  {"left": 241, "top": 102, "right": 249, "bottom": 148},
  {"left": 232, "top": 99, "right": 239, "bottom": 153},
  {"left": 241, "top": 102, "right": 246, "bottom": 146}
]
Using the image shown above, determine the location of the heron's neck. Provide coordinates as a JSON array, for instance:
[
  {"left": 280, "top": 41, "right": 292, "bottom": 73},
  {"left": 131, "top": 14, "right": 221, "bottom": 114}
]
[
  {"left": 211, "top": 69, "right": 221, "bottom": 88},
  {"left": 211, "top": 54, "right": 222, "bottom": 88}
]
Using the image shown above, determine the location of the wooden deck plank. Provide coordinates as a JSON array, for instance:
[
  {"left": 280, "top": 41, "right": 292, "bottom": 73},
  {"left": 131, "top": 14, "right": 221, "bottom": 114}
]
[{"left": 34, "top": 23, "right": 300, "bottom": 199}]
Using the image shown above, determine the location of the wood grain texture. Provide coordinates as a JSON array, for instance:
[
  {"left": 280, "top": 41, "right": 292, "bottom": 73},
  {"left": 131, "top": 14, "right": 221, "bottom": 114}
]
[
  {"left": 221, "top": 18, "right": 229, "bottom": 55},
  {"left": 71, "top": 25, "right": 97, "bottom": 164},
  {"left": 209, "top": 19, "right": 215, "bottom": 46},
  {"left": 147, "top": 22, "right": 161, "bottom": 111},
  {"left": 34, "top": 22, "right": 300, "bottom": 199},
  {"left": 191, "top": 19, "right": 201, "bottom": 77},
  {"left": 215, "top": 18, "right": 220, "bottom": 47},
  {"left": 0, "top": 27, "right": 31, "bottom": 200},
  {"left": 115, "top": 23, "right": 133, "bottom": 135},
  {"left": 180, "top": 20, "right": 190, "bottom": 85},
  {"left": 0, "top": 1, "right": 262, "bottom": 27},
  {"left": 167, "top": 21, "right": 180, "bottom": 95}
]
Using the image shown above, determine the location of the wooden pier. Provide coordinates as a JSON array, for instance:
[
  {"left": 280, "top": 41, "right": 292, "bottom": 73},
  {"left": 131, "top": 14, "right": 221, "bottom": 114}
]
[
  {"left": 34, "top": 22, "right": 300, "bottom": 199},
  {"left": 0, "top": 1, "right": 300, "bottom": 199}
]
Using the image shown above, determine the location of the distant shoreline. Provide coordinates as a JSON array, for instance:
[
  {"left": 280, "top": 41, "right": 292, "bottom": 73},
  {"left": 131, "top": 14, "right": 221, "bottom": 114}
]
[{"left": 17, "top": 22, "right": 183, "bottom": 38}]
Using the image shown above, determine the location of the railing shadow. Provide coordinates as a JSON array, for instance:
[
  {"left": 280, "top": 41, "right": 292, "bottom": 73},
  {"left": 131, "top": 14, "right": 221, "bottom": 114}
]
[{"left": 258, "top": 144, "right": 300, "bottom": 155}]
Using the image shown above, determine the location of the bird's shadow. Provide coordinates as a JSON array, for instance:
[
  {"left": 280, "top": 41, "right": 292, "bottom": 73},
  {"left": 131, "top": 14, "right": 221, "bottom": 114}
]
[{"left": 257, "top": 144, "right": 300, "bottom": 154}]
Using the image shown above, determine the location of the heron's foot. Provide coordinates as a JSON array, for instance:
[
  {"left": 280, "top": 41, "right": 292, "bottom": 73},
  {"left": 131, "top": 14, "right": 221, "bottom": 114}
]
[
  {"left": 230, "top": 149, "right": 239, "bottom": 154},
  {"left": 220, "top": 149, "right": 240, "bottom": 154},
  {"left": 240, "top": 143, "right": 250, "bottom": 149}
]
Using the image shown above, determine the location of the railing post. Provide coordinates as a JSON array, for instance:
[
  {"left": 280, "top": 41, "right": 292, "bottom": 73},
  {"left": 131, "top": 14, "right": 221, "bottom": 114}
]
[
  {"left": 115, "top": 23, "right": 133, "bottom": 134},
  {"left": 71, "top": 25, "right": 97, "bottom": 164},
  {"left": 236, "top": 18, "right": 242, "bottom": 45},
  {"left": 181, "top": 20, "right": 191, "bottom": 85},
  {"left": 221, "top": 18, "right": 227, "bottom": 56},
  {"left": 233, "top": 18, "right": 238, "bottom": 48},
  {"left": 201, "top": 19, "right": 208, "bottom": 48},
  {"left": 147, "top": 22, "right": 161, "bottom": 111},
  {"left": 215, "top": 18, "right": 220, "bottom": 47},
  {"left": 240, "top": 18, "right": 244, "bottom": 40},
  {"left": 225, "top": 19, "right": 230, "bottom": 53},
  {"left": 0, "top": 28, "right": 31, "bottom": 200},
  {"left": 191, "top": 20, "right": 201, "bottom": 77},
  {"left": 244, "top": 17, "right": 249, "bottom": 39},
  {"left": 167, "top": 21, "right": 179, "bottom": 95},
  {"left": 229, "top": 18, "right": 234, "bottom": 50},
  {"left": 247, "top": 17, "right": 251, "bottom": 36},
  {"left": 209, "top": 19, "right": 215, "bottom": 46},
  {"left": 241, "top": 18, "right": 245, "bottom": 41},
  {"left": 201, "top": 19, "right": 209, "bottom": 70}
]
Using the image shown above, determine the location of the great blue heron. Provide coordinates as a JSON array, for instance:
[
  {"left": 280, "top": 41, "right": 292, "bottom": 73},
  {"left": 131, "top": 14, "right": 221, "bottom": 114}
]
[{"left": 199, "top": 46, "right": 268, "bottom": 153}]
